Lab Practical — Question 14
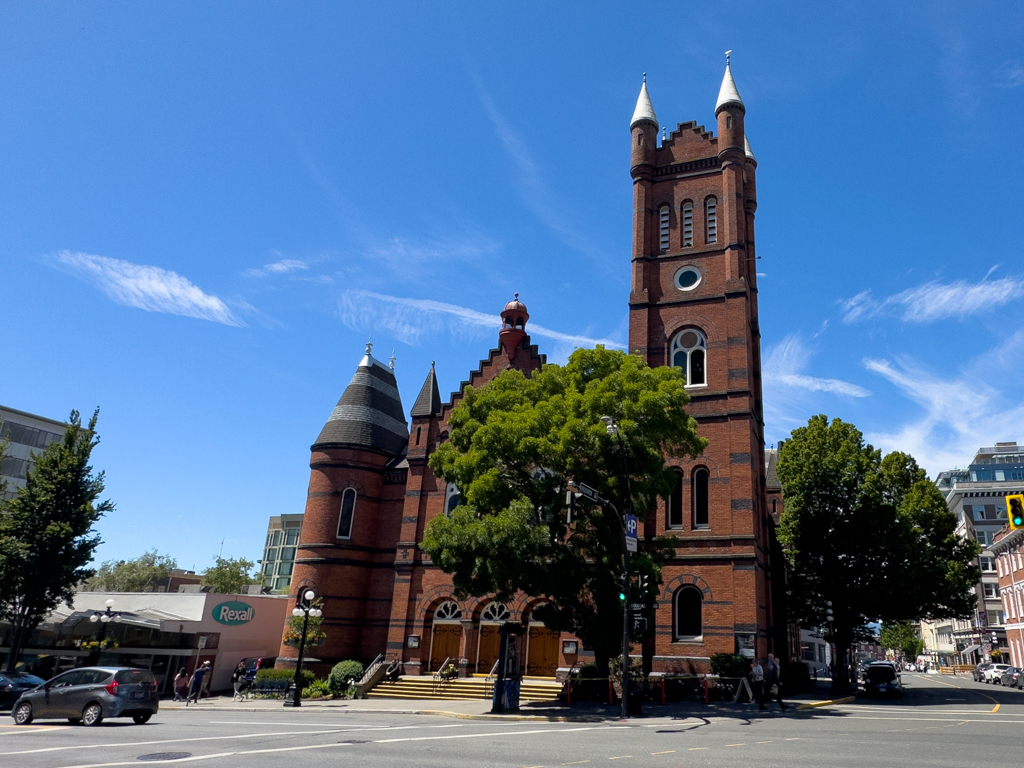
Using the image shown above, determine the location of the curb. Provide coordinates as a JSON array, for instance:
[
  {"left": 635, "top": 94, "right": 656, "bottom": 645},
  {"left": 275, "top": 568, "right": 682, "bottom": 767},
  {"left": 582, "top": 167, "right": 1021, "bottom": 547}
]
[
  {"left": 161, "top": 704, "right": 607, "bottom": 722},
  {"left": 796, "top": 695, "right": 856, "bottom": 710}
]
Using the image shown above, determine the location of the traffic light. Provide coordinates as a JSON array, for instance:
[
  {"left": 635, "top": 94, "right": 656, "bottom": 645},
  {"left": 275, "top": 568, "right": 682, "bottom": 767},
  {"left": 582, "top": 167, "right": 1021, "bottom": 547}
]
[
  {"left": 1007, "top": 494, "right": 1024, "bottom": 530},
  {"left": 638, "top": 574, "right": 650, "bottom": 591},
  {"left": 618, "top": 573, "right": 629, "bottom": 602}
]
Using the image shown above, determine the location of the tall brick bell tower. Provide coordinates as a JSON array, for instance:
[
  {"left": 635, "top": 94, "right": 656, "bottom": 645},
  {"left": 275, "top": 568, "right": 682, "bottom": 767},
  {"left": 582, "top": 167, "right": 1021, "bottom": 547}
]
[{"left": 628, "top": 56, "right": 775, "bottom": 666}]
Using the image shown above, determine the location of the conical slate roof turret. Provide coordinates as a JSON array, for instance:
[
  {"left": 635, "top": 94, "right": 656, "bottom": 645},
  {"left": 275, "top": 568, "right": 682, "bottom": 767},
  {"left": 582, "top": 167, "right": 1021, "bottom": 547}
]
[
  {"left": 715, "top": 52, "right": 745, "bottom": 114},
  {"left": 630, "top": 73, "right": 659, "bottom": 130},
  {"left": 410, "top": 362, "right": 442, "bottom": 418},
  {"left": 313, "top": 342, "right": 409, "bottom": 456}
]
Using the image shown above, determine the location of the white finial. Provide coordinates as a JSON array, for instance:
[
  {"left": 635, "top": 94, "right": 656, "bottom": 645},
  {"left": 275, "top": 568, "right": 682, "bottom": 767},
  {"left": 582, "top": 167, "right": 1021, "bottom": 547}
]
[
  {"left": 365, "top": 334, "right": 373, "bottom": 356},
  {"left": 662, "top": 127, "right": 666, "bottom": 142},
  {"left": 725, "top": 50, "right": 732, "bottom": 65},
  {"left": 389, "top": 349, "right": 396, "bottom": 370},
  {"left": 643, "top": 72, "right": 647, "bottom": 83}
]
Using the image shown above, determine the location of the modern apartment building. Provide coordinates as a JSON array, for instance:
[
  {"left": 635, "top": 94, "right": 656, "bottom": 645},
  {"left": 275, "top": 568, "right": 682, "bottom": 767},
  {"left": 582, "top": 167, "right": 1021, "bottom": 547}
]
[
  {"left": 0, "top": 405, "right": 66, "bottom": 501},
  {"left": 260, "top": 514, "right": 303, "bottom": 592}
]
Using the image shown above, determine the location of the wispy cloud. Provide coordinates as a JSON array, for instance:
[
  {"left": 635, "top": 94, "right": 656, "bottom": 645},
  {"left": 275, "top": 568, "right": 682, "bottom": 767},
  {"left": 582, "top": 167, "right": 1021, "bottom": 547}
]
[
  {"left": 994, "top": 59, "right": 1024, "bottom": 89},
  {"left": 863, "top": 350, "right": 1024, "bottom": 475},
  {"left": 841, "top": 273, "right": 1023, "bottom": 323},
  {"left": 339, "top": 290, "right": 626, "bottom": 351},
  {"left": 55, "top": 251, "right": 243, "bottom": 326},
  {"left": 243, "top": 258, "right": 309, "bottom": 278},
  {"left": 764, "top": 334, "right": 871, "bottom": 397},
  {"left": 365, "top": 233, "right": 500, "bottom": 274}
]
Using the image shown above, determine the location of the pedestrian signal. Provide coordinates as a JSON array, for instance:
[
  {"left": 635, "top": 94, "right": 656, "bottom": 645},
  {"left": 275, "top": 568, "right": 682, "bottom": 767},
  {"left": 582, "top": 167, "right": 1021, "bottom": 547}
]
[{"left": 1007, "top": 494, "right": 1024, "bottom": 530}]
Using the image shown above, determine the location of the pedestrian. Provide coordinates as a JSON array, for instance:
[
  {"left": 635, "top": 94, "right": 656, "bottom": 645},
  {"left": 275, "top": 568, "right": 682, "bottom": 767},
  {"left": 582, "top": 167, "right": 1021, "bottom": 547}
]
[
  {"left": 173, "top": 668, "right": 189, "bottom": 702},
  {"left": 187, "top": 661, "right": 211, "bottom": 705},
  {"left": 765, "top": 653, "right": 788, "bottom": 711},
  {"left": 232, "top": 661, "right": 248, "bottom": 701},
  {"left": 750, "top": 658, "right": 765, "bottom": 709}
]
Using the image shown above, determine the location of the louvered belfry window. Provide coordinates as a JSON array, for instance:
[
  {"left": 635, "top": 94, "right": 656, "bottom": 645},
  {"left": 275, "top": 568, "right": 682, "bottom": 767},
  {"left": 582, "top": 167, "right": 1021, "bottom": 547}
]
[
  {"left": 705, "top": 197, "right": 717, "bottom": 243},
  {"left": 659, "top": 205, "right": 670, "bottom": 250},
  {"left": 682, "top": 202, "right": 693, "bottom": 246}
]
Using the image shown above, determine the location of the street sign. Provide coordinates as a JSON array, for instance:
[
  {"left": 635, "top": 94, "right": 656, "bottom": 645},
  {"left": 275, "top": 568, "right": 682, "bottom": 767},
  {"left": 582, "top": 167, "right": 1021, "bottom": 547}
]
[
  {"left": 630, "top": 603, "right": 646, "bottom": 611},
  {"left": 576, "top": 482, "right": 602, "bottom": 502},
  {"left": 631, "top": 616, "right": 648, "bottom": 632},
  {"left": 625, "top": 514, "right": 638, "bottom": 552}
]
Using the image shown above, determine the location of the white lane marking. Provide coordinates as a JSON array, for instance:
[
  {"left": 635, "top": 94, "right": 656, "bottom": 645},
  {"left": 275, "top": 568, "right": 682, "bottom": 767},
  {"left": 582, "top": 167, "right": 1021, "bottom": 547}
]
[
  {"left": 56, "top": 742, "right": 355, "bottom": 768},
  {"left": 374, "top": 725, "right": 611, "bottom": 744},
  {"left": 207, "top": 720, "right": 467, "bottom": 730},
  {"left": 842, "top": 716, "right": 1024, "bottom": 724},
  {"left": 1, "top": 728, "right": 352, "bottom": 756}
]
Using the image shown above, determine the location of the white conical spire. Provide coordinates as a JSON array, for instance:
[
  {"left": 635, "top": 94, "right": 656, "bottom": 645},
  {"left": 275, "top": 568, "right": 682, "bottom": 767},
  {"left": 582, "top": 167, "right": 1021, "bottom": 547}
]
[
  {"left": 715, "top": 51, "right": 745, "bottom": 114},
  {"left": 630, "top": 73, "right": 659, "bottom": 130},
  {"left": 744, "top": 135, "right": 756, "bottom": 162}
]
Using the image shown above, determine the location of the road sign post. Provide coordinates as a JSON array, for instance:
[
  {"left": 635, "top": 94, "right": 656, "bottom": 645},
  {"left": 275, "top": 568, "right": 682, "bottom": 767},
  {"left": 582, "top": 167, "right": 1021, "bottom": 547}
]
[{"left": 625, "top": 514, "right": 638, "bottom": 553}]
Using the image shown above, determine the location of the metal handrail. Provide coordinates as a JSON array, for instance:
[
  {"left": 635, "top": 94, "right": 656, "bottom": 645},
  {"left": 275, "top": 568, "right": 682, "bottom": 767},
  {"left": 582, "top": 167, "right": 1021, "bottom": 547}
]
[
  {"left": 357, "top": 653, "right": 386, "bottom": 686},
  {"left": 432, "top": 656, "right": 455, "bottom": 692}
]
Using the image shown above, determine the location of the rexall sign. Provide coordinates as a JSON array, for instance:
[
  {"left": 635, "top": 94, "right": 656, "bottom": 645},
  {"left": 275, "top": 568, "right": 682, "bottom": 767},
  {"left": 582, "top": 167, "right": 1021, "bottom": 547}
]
[{"left": 212, "top": 601, "right": 255, "bottom": 626}]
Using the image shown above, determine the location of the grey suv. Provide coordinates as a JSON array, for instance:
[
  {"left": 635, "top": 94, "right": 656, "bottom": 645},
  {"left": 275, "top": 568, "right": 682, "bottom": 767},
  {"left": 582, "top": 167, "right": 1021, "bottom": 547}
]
[{"left": 11, "top": 667, "right": 158, "bottom": 726}]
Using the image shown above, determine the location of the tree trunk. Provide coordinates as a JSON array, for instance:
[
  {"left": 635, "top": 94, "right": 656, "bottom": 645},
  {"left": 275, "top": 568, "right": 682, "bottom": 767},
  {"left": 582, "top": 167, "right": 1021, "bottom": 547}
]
[
  {"left": 831, "top": 631, "right": 852, "bottom": 694},
  {"left": 5, "top": 614, "right": 26, "bottom": 673}
]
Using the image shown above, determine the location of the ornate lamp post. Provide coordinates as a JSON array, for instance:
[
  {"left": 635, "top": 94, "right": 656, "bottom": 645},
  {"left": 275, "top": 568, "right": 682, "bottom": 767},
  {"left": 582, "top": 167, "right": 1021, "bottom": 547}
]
[
  {"left": 87, "top": 599, "right": 122, "bottom": 665},
  {"left": 283, "top": 589, "right": 322, "bottom": 708}
]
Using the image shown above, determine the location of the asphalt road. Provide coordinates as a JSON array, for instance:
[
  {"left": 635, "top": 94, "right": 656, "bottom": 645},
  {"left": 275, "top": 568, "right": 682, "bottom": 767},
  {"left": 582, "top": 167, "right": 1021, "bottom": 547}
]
[{"left": 2, "top": 674, "right": 1022, "bottom": 768}]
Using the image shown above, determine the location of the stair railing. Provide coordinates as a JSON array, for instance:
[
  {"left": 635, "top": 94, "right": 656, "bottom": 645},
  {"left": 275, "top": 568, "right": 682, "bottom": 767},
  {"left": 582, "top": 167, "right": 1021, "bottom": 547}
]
[
  {"left": 484, "top": 659, "right": 499, "bottom": 697},
  {"left": 357, "top": 653, "right": 386, "bottom": 686},
  {"left": 432, "top": 656, "right": 453, "bottom": 693}
]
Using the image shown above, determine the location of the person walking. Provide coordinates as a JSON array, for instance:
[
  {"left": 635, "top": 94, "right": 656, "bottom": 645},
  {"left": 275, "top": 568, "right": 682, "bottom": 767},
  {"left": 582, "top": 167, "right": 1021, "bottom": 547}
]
[
  {"left": 765, "top": 653, "right": 788, "bottom": 711},
  {"left": 187, "top": 661, "right": 211, "bottom": 705},
  {"left": 750, "top": 658, "right": 765, "bottom": 709},
  {"left": 231, "top": 661, "right": 248, "bottom": 701},
  {"left": 172, "top": 667, "right": 189, "bottom": 702}
]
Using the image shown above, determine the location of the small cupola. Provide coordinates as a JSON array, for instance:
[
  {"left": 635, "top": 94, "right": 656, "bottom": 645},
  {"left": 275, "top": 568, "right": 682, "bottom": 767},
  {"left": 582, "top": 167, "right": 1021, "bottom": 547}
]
[{"left": 498, "top": 293, "right": 530, "bottom": 359}]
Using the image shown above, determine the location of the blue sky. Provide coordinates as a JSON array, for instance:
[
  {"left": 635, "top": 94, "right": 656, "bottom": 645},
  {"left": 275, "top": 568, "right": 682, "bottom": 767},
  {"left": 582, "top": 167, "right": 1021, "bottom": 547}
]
[{"left": 3, "top": 2, "right": 1023, "bottom": 573}]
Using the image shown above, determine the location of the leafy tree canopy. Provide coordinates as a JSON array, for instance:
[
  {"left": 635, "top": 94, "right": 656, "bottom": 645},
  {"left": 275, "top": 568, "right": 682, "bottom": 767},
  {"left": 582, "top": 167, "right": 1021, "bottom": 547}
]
[
  {"left": 880, "top": 621, "right": 924, "bottom": 661},
  {"left": 201, "top": 556, "right": 261, "bottom": 594},
  {"left": 776, "top": 415, "right": 979, "bottom": 688},
  {"left": 87, "top": 549, "right": 178, "bottom": 592},
  {"left": 0, "top": 409, "right": 112, "bottom": 671},
  {"left": 422, "top": 347, "right": 705, "bottom": 671}
]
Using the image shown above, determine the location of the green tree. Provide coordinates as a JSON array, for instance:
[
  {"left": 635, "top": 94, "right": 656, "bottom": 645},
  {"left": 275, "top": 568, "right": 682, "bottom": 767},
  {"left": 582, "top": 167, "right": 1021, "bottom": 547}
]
[
  {"left": 0, "top": 409, "right": 112, "bottom": 672},
  {"left": 879, "top": 621, "right": 924, "bottom": 661},
  {"left": 776, "top": 415, "right": 979, "bottom": 691},
  {"left": 88, "top": 549, "right": 178, "bottom": 592},
  {"left": 200, "top": 556, "right": 261, "bottom": 594},
  {"left": 422, "top": 347, "right": 705, "bottom": 674}
]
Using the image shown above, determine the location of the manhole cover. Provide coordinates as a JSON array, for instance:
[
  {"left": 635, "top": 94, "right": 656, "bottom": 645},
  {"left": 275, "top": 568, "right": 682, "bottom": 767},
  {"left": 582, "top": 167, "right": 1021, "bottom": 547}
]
[{"left": 138, "top": 753, "right": 192, "bottom": 761}]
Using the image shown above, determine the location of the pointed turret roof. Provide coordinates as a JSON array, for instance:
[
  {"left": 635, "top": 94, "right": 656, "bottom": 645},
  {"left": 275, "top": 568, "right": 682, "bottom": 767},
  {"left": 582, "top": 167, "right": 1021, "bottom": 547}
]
[
  {"left": 313, "top": 342, "right": 409, "bottom": 456},
  {"left": 410, "top": 362, "right": 442, "bottom": 418},
  {"left": 744, "top": 135, "right": 756, "bottom": 162},
  {"left": 715, "top": 52, "right": 745, "bottom": 114},
  {"left": 630, "top": 74, "right": 659, "bottom": 130}
]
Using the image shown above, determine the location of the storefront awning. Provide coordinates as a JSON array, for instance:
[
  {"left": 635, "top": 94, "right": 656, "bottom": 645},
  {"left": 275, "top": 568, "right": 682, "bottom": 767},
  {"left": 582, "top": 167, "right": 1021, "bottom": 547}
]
[{"left": 960, "top": 644, "right": 980, "bottom": 656}]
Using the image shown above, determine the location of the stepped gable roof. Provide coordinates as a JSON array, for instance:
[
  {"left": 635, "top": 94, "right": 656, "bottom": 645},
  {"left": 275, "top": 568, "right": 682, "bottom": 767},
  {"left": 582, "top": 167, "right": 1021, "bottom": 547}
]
[
  {"left": 313, "top": 342, "right": 409, "bottom": 456},
  {"left": 411, "top": 362, "right": 442, "bottom": 418},
  {"left": 630, "top": 73, "right": 659, "bottom": 130},
  {"left": 715, "top": 52, "right": 745, "bottom": 114}
]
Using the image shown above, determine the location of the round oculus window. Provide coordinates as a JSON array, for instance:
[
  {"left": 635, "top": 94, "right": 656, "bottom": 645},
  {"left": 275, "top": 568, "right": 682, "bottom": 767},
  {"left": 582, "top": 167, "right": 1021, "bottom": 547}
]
[{"left": 674, "top": 266, "right": 701, "bottom": 291}]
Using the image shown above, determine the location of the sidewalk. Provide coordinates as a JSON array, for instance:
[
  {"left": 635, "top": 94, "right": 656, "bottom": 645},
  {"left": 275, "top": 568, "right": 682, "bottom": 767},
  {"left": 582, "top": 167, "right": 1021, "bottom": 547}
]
[{"left": 162, "top": 678, "right": 851, "bottom": 722}]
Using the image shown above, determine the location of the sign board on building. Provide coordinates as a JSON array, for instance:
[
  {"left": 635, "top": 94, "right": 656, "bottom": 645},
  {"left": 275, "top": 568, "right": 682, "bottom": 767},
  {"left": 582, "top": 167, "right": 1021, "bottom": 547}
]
[
  {"left": 212, "top": 600, "right": 256, "bottom": 626},
  {"left": 625, "top": 514, "right": 638, "bottom": 553}
]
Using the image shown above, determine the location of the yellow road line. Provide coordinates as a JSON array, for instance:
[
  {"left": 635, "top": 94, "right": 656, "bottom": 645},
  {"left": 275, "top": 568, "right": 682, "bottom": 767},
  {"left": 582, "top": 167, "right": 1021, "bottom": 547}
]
[
  {"left": 725, "top": 743, "right": 745, "bottom": 747},
  {"left": 688, "top": 747, "right": 708, "bottom": 750},
  {"left": 650, "top": 750, "right": 675, "bottom": 755},
  {"left": 562, "top": 762, "right": 590, "bottom": 765},
  {"left": 756, "top": 740, "right": 773, "bottom": 743},
  {"left": 608, "top": 756, "right": 633, "bottom": 760}
]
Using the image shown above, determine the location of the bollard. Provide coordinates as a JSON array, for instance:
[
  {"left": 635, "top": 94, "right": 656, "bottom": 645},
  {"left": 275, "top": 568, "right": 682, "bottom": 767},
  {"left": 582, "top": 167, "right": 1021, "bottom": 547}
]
[
  {"left": 704, "top": 678, "right": 709, "bottom": 704},
  {"left": 608, "top": 679, "right": 614, "bottom": 706},
  {"left": 567, "top": 678, "right": 572, "bottom": 705},
  {"left": 661, "top": 678, "right": 666, "bottom": 705}
]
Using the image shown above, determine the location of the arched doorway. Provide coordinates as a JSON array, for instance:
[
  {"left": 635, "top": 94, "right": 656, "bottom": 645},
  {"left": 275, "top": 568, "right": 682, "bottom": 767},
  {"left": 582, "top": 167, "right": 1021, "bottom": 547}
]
[
  {"left": 428, "top": 600, "right": 463, "bottom": 672},
  {"left": 475, "top": 602, "right": 510, "bottom": 674},
  {"left": 525, "top": 605, "right": 559, "bottom": 677}
]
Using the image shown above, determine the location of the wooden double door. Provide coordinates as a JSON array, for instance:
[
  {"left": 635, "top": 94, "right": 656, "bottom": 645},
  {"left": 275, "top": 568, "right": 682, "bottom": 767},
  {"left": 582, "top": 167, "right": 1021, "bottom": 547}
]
[
  {"left": 430, "top": 623, "right": 462, "bottom": 671},
  {"left": 526, "top": 626, "right": 560, "bottom": 677},
  {"left": 477, "top": 625, "right": 501, "bottom": 673}
]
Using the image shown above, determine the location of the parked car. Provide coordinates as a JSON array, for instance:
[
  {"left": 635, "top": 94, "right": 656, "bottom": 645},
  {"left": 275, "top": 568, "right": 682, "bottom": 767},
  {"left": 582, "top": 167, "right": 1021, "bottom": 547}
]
[
  {"left": 973, "top": 663, "right": 992, "bottom": 682},
  {"left": 11, "top": 667, "right": 158, "bottom": 726},
  {"left": 983, "top": 664, "right": 1011, "bottom": 684},
  {"left": 999, "top": 667, "right": 1022, "bottom": 687},
  {"left": 240, "top": 656, "right": 276, "bottom": 683},
  {"left": 0, "top": 672, "right": 46, "bottom": 711},
  {"left": 863, "top": 664, "right": 903, "bottom": 698}
]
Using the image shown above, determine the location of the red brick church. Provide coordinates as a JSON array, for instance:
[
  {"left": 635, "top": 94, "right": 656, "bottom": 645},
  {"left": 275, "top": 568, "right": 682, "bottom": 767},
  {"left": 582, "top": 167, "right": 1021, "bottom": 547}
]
[{"left": 280, "top": 57, "right": 782, "bottom": 678}]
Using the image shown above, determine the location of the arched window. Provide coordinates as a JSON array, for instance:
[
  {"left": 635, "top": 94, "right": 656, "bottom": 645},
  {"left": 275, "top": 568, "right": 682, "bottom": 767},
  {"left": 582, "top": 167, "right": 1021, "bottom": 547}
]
[
  {"left": 692, "top": 467, "right": 709, "bottom": 528},
  {"left": 337, "top": 487, "right": 356, "bottom": 539},
  {"left": 445, "top": 483, "right": 461, "bottom": 514},
  {"left": 658, "top": 205, "right": 670, "bottom": 251},
  {"left": 480, "top": 603, "right": 511, "bottom": 622},
  {"left": 434, "top": 600, "right": 462, "bottom": 621},
  {"left": 705, "top": 197, "right": 717, "bottom": 243},
  {"left": 668, "top": 469, "right": 683, "bottom": 529},
  {"left": 675, "top": 586, "right": 703, "bottom": 639},
  {"left": 670, "top": 329, "right": 707, "bottom": 387},
  {"left": 681, "top": 201, "right": 693, "bottom": 247}
]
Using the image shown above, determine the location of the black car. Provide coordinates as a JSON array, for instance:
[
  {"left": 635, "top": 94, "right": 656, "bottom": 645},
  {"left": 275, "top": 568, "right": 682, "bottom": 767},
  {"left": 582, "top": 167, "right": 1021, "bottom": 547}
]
[
  {"left": 999, "top": 667, "right": 1022, "bottom": 687},
  {"left": 973, "top": 663, "right": 992, "bottom": 682},
  {"left": 863, "top": 664, "right": 903, "bottom": 698},
  {"left": 0, "top": 672, "right": 46, "bottom": 710},
  {"left": 12, "top": 667, "right": 158, "bottom": 726}
]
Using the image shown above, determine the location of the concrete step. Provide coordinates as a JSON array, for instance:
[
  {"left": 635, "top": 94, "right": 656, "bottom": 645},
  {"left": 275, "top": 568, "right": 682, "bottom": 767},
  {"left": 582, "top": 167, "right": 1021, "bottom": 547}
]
[{"left": 366, "top": 675, "right": 563, "bottom": 702}]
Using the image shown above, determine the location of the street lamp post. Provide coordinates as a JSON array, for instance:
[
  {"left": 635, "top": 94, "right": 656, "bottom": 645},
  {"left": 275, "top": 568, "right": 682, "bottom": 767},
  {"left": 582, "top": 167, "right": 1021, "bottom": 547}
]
[
  {"left": 283, "top": 589, "right": 322, "bottom": 708},
  {"left": 87, "top": 599, "right": 122, "bottom": 665}
]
